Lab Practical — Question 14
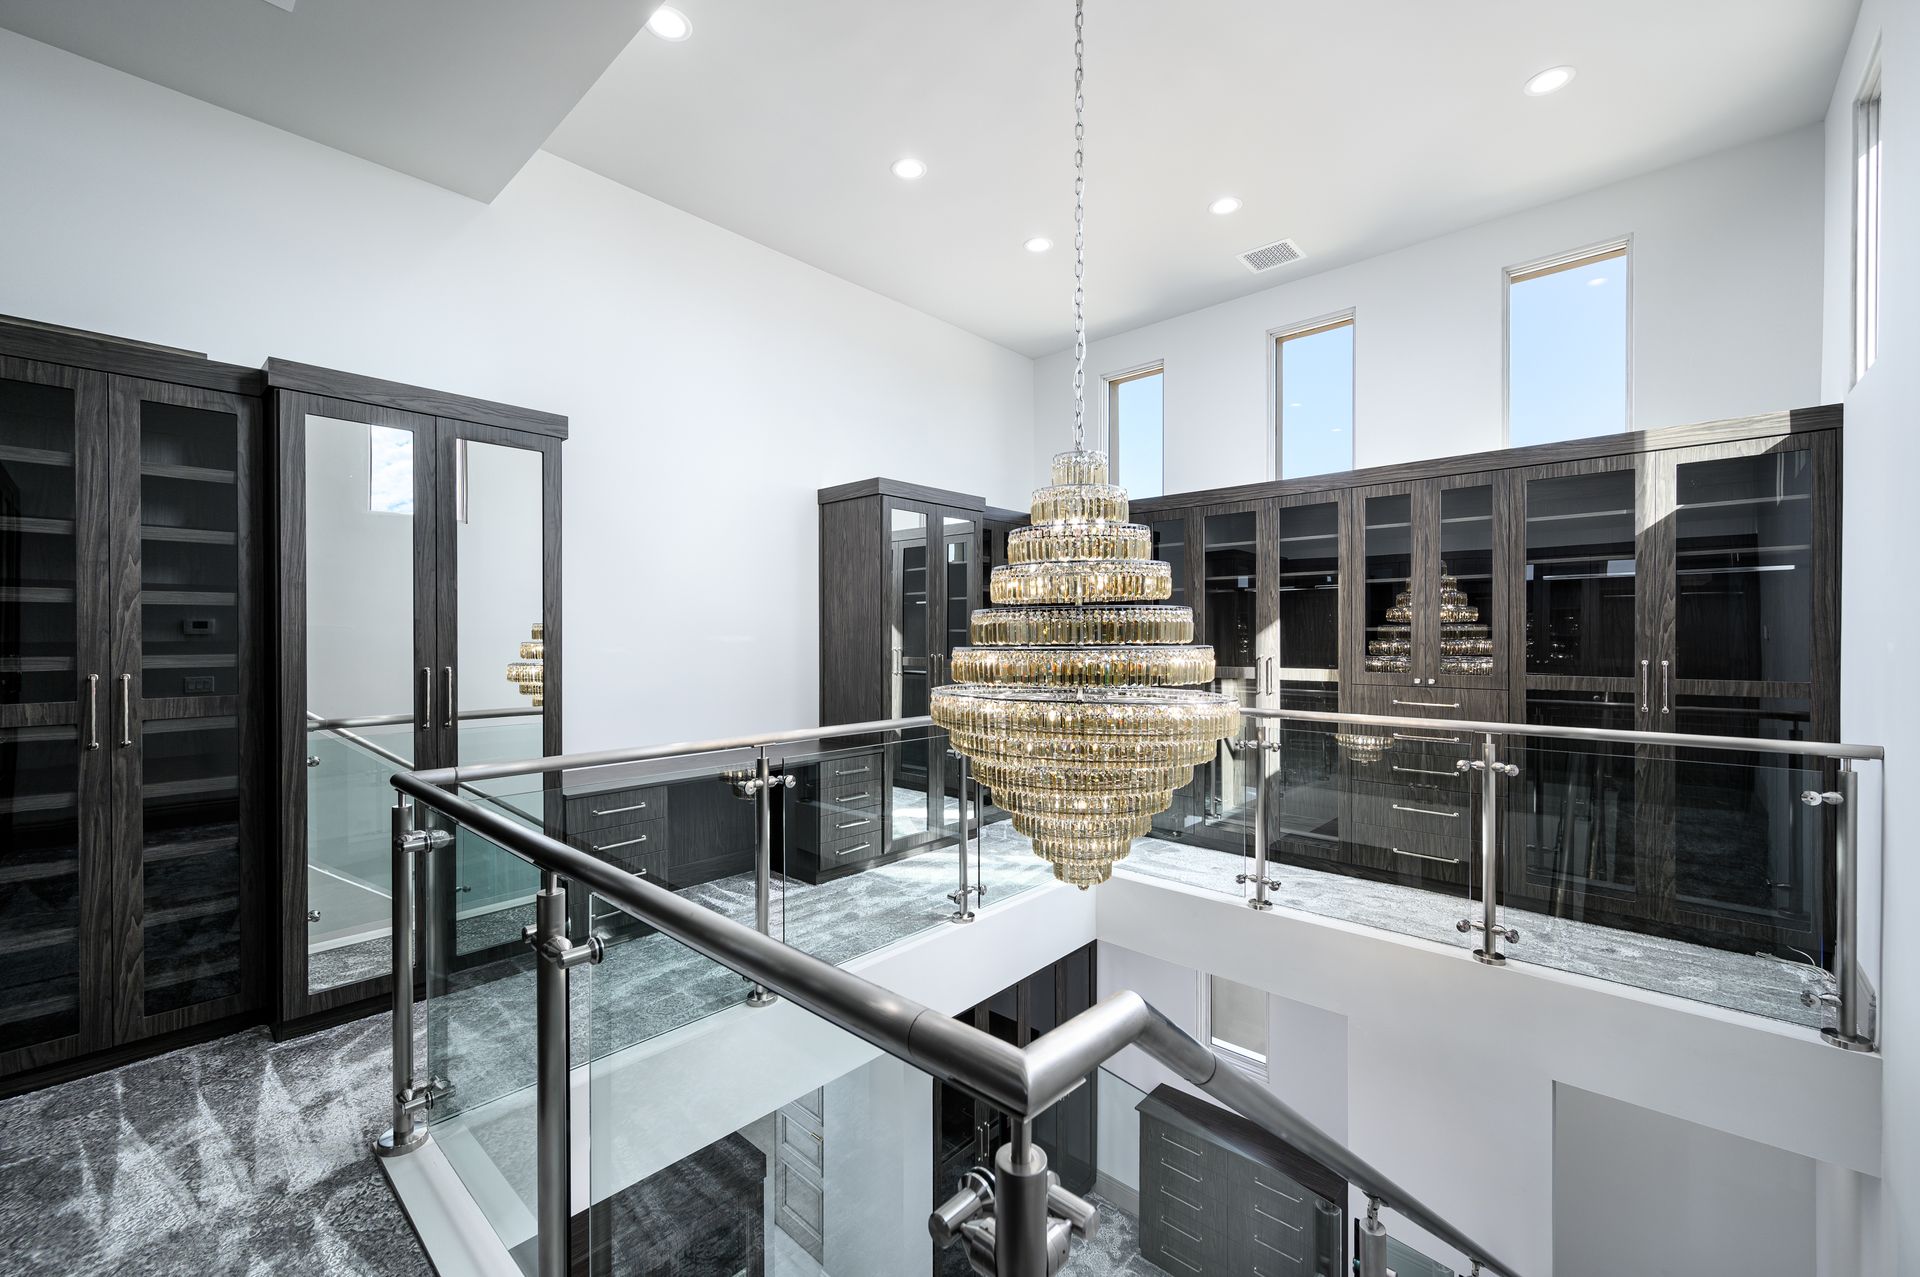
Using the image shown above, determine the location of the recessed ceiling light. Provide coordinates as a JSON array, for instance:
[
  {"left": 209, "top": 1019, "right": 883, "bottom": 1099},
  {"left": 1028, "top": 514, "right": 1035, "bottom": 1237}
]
[
  {"left": 1025, "top": 237, "right": 1053, "bottom": 253},
  {"left": 646, "top": 5, "right": 692, "bottom": 41},
  {"left": 1524, "top": 65, "right": 1575, "bottom": 96},
  {"left": 891, "top": 157, "right": 928, "bottom": 181},
  {"left": 1208, "top": 196, "right": 1243, "bottom": 216}
]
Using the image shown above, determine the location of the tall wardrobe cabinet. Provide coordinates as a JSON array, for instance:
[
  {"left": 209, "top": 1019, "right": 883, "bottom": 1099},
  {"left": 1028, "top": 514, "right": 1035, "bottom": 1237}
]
[{"left": 1, "top": 321, "right": 266, "bottom": 1086}]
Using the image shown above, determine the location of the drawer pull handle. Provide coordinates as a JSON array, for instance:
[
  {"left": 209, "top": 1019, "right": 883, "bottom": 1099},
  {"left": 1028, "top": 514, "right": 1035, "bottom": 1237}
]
[
  {"left": 1252, "top": 1204, "right": 1302, "bottom": 1231},
  {"left": 591, "top": 834, "right": 649, "bottom": 851},
  {"left": 590, "top": 801, "right": 649, "bottom": 817},
  {"left": 839, "top": 791, "right": 871, "bottom": 802},
  {"left": 1392, "top": 803, "right": 1458, "bottom": 819},
  {"left": 1254, "top": 1234, "right": 1303, "bottom": 1261},
  {"left": 1164, "top": 1188, "right": 1199, "bottom": 1212},
  {"left": 836, "top": 766, "right": 871, "bottom": 778},
  {"left": 1254, "top": 1177, "right": 1302, "bottom": 1204},
  {"left": 1391, "top": 846, "right": 1464, "bottom": 865},
  {"left": 835, "top": 818, "right": 874, "bottom": 831},
  {"left": 1390, "top": 764, "right": 1457, "bottom": 779},
  {"left": 1393, "top": 732, "right": 1461, "bottom": 744},
  {"left": 1157, "top": 1158, "right": 1201, "bottom": 1183},
  {"left": 834, "top": 841, "right": 874, "bottom": 858},
  {"left": 1160, "top": 1217, "right": 1202, "bottom": 1245},
  {"left": 1392, "top": 698, "right": 1461, "bottom": 710},
  {"left": 1161, "top": 1252, "right": 1200, "bottom": 1275},
  {"left": 1161, "top": 1133, "right": 1202, "bottom": 1156}
]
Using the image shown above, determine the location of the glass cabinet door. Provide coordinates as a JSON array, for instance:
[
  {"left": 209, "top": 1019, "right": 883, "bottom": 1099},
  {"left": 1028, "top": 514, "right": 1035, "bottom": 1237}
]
[
  {"left": 885, "top": 503, "right": 939, "bottom": 847},
  {"left": 122, "top": 388, "right": 255, "bottom": 1025},
  {"left": 934, "top": 515, "right": 976, "bottom": 840},
  {"left": 1671, "top": 449, "right": 1815, "bottom": 685},
  {"left": 300, "top": 407, "right": 433, "bottom": 996},
  {"left": 1523, "top": 468, "right": 1638, "bottom": 678},
  {"left": 1358, "top": 490, "right": 1415, "bottom": 682},
  {"left": 1275, "top": 499, "right": 1340, "bottom": 673},
  {"left": 1145, "top": 516, "right": 1188, "bottom": 607},
  {"left": 0, "top": 368, "right": 109, "bottom": 1064},
  {"left": 1433, "top": 482, "right": 1500, "bottom": 684},
  {"left": 1202, "top": 510, "right": 1262, "bottom": 839}
]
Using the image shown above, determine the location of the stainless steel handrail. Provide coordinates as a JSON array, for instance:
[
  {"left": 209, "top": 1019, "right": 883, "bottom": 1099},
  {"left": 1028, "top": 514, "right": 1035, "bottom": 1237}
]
[
  {"left": 308, "top": 706, "right": 541, "bottom": 730},
  {"left": 389, "top": 767, "right": 1526, "bottom": 1276},
  {"left": 307, "top": 712, "right": 413, "bottom": 771},
  {"left": 1248, "top": 706, "right": 1884, "bottom": 761},
  {"left": 408, "top": 714, "right": 937, "bottom": 786}
]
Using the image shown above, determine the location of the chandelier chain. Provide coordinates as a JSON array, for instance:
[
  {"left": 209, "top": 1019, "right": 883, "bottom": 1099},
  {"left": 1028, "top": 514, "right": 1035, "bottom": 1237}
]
[{"left": 1072, "top": 0, "right": 1086, "bottom": 452}]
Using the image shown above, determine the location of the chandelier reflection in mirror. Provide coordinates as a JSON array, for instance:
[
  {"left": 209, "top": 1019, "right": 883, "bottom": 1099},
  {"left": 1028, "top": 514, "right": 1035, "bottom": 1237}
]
[{"left": 506, "top": 622, "right": 544, "bottom": 708}]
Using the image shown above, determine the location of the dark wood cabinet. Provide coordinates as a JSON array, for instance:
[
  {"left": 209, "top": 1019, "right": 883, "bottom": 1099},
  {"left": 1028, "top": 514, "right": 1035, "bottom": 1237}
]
[
  {"left": 269, "top": 361, "right": 565, "bottom": 1032},
  {"left": 0, "top": 320, "right": 266, "bottom": 1089}
]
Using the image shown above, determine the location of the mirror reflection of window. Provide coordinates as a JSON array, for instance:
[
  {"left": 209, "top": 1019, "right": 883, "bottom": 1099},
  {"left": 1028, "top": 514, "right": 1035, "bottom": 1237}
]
[{"left": 367, "top": 425, "right": 414, "bottom": 515}]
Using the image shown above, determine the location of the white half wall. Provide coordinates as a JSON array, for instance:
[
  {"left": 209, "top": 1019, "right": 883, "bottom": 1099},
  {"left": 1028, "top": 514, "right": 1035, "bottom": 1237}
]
[
  {"left": 0, "top": 28, "right": 1036, "bottom": 751},
  {"left": 1034, "top": 127, "right": 1826, "bottom": 490},
  {"left": 1822, "top": 1, "right": 1917, "bottom": 1272}
]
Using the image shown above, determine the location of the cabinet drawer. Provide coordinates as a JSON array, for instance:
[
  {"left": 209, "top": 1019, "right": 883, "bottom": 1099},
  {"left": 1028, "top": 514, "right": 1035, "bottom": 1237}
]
[
  {"left": 821, "top": 774, "right": 882, "bottom": 807},
  {"left": 778, "top": 1111, "right": 825, "bottom": 1177},
  {"left": 1350, "top": 684, "right": 1508, "bottom": 723},
  {"left": 818, "top": 807, "right": 881, "bottom": 838},
  {"left": 569, "top": 817, "right": 666, "bottom": 861},
  {"left": 565, "top": 786, "right": 668, "bottom": 832},
  {"left": 821, "top": 831, "right": 884, "bottom": 866},
  {"left": 1353, "top": 791, "right": 1469, "bottom": 833},
  {"left": 1349, "top": 822, "right": 1471, "bottom": 875},
  {"left": 822, "top": 752, "right": 881, "bottom": 784},
  {"left": 1141, "top": 1224, "right": 1208, "bottom": 1276}
]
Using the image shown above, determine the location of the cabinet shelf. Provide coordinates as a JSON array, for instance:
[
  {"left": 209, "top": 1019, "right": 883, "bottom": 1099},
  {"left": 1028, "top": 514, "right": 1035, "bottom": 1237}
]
[
  {"left": 145, "top": 835, "right": 239, "bottom": 864},
  {"left": 0, "top": 443, "right": 74, "bottom": 467},
  {"left": 140, "top": 462, "right": 236, "bottom": 485},
  {"left": 145, "top": 954, "right": 241, "bottom": 992},
  {"left": 144, "top": 776, "right": 239, "bottom": 800},
  {"left": 0, "top": 855, "right": 79, "bottom": 885},
  {"left": 0, "top": 656, "right": 73, "bottom": 675},
  {"left": 143, "top": 717, "right": 237, "bottom": 736},
  {"left": 0, "top": 585, "right": 75, "bottom": 603},
  {"left": 0, "top": 515, "right": 73, "bottom": 536},
  {"left": 0, "top": 992, "right": 78, "bottom": 1028},
  {"left": 145, "top": 894, "right": 240, "bottom": 927},
  {"left": 143, "top": 590, "right": 238, "bottom": 606},
  {"left": 144, "top": 653, "right": 238, "bottom": 669},
  {"left": 141, "top": 525, "right": 237, "bottom": 545},
  {"left": 1676, "top": 493, "right": 1811, "bottom": 513},
  {"left": 0, "top": 924, "right": 77, "bottom": 958}
]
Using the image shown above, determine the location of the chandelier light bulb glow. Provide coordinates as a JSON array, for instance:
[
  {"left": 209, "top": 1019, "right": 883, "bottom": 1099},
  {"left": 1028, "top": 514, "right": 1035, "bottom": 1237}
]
[
  {"left": 932, "top": 451, "right": 1236, "bottom": 888},
  {"left": 506, "top": 622, "right": 545, "bottom": 708}
]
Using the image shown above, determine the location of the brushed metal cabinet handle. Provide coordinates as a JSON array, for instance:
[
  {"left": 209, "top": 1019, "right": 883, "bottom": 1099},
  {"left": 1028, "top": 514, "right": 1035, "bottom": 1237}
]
[
  {"left": 591, "top": 801, "right": 648, "bottom": 817},
  {"left": 591, "top": 834, "right": 648, "bottom": 851},
  {"left": 839, "top": 791, "right": 871, "bottom": 802},
  {"left": 1392, "top": 802, "right": 1458, "bottom": 819},
  {"left": 85, "top": 674, "right": 100, "bottom": 750},
  {"left": 1660, "top": 658, "right": 1670, "bottom": 715},
  {"left": 1392, "top": 698, "right": 1461, "bottom": 710},
  {"left": 1391, "top": 846, "right": 1465, "bottom": 865},
  {"left": 443, "top": 666, "right": 454, "bottom": 728},
  {"left": 1640, "top": 658, "right": 1649, "bottom": 713},
  {"left": 1392, "top": 732, "right": 1461, "bottom": 744},
  {"left": 1391, "top": 764, "right": 1456, "bottom": 778},
  {"left": 419, "top": 667, "right": 432, "bottom": 731},
  {"left": 834, "top": 841, "right": 874, "bottom": 858},
  {"left": 116, "top": 674, "right": 133, "bottom": 747},
  {"left": 835, "top": 818, "right": 874, "bottom": 831},
  {"left": 836, "top": 765, "right": 871, "bottom": 778}
]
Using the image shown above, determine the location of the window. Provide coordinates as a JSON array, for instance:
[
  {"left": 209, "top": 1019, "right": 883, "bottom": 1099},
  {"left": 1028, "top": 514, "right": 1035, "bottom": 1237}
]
[
  {"left": 367, "top": 425, "right": 414, "bottom": 515},
  {"left": 1276, "top": 314, "right": 1354, "bottom": 478},
  {"left": 1106, "top": 365, "right": 1163, "bottom": 499},
  {"left": 1202, "top": 973, "right": 1268, "bottom": 1076},
  {"left": 1506, "top": 241, "right": 1629, "bottom": 448},
  {"left": 1855, "top": 58, "right": 1882, "bottom": 383}
]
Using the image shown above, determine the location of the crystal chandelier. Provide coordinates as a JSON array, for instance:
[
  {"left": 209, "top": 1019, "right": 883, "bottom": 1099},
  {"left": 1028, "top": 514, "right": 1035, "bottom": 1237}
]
[
  {"left": 506, "top": 623, "right": 544, "bottom": 708},
  {"left": 931, "top": 1, "right": 1236, "bottom": 888}
]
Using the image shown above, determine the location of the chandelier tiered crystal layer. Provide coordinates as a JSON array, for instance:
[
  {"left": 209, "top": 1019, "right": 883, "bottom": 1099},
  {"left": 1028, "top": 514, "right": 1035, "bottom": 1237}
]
[
  {"left": 931, "top": 450, "right": 1238, "bottom": 888},
  {"left": 506, "top": 623, "right": 544, "bottom": 708}
]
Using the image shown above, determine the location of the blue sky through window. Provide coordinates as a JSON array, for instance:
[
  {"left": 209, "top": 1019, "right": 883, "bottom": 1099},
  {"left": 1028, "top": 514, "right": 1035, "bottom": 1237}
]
[
  {"left": 1509, "top": 251, "right": 1627, "bottom": 447},
  {"left": 1280, "top": 322, "right": 1354, "bottom": 478},
  {"left": 1113, "top": 371, "right": 1163, "bottom": 498}
]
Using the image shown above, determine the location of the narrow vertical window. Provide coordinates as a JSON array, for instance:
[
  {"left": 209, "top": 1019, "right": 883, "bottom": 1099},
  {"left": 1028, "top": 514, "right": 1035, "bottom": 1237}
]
[
  {"left": 1107, "top": 366, "right": 1163, "bottom": 499},
  {"left": 1203, "top": 973, "right": 1269, "bottom": 1076},
  {"left": 1855, "top": 60, "right": 1882, "bottom": 384},
  {"left": 1276, "top": 314, "right": 1355, "bottom": 478},
  {"left": 1507, "top": 241, "right": 1629, "bottom": 448}
]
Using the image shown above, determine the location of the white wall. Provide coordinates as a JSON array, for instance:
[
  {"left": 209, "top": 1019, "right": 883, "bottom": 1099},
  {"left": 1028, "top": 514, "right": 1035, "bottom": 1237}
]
[
  {"left": 1035, "top": 127, "right": 1826, "bottom": 491},
  {"left": 1822, "top": 2, "right": 1918, "bottom": 1272},
  {"left": 1553, "top": 1084, "right": 1816, "bottom": 1277},
  {"left": 0, "top": 29, "right": 1035, "bottom": 751}
]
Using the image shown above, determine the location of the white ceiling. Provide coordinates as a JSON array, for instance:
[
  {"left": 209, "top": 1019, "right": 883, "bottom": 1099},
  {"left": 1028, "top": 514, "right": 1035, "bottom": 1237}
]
[
  {"left": 546, "top": 0, "right": 1859, "bottom": 356},
  {"left": 0, "top": 0, "right": 652, "bottom": 200}
]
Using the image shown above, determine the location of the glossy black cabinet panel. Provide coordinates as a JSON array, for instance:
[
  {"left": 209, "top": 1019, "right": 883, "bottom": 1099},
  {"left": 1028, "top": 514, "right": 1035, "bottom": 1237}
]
[
  {"left": 1510, "top": 691, "right": 1639, "bottom": 904},
  {"left": 1275, "top": 500, "right": 1340, "bottom": 672},
  {"left": 136, "top": 715, "right": 243, "bottom": 1016},
  {"left": 1673, "top": 451, "right": 1815, "bottom": 684},
  {"left": 1524, "top": 469, "right": 1637, "bottom": 677},
  {"left": 0, "top": 727, "right": 84, "bottom": 1055},
  {"left": 0, "top": 377, "right": 84, "bottom": 706}
]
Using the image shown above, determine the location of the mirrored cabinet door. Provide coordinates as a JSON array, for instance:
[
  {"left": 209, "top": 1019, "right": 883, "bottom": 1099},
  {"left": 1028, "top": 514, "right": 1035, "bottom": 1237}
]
[
  {"left": 0, "top": 364, "right": 111, "bottom": 1069},
  {"left": 292, "top": 400, "right": 436, "bottom": 1000},
  {"left": 1522, "top": 466, "right": 1639, "bottom": 680}
]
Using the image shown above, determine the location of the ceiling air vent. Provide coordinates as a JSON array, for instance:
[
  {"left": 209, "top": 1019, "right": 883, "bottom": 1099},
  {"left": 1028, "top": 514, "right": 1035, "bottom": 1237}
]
[{"left": 1239, "top": 238, "right": 1304, "bottom": 274}]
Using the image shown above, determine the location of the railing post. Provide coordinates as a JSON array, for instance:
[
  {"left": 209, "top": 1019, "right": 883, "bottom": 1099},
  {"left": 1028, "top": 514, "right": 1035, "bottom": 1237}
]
[
  {"left": 747, "top": 745, "right": 779, "bottom": 1007},
  {"left": 525, "top": 872, "right": 603, "bottom": 1277},
  {"left": 1826, "top": 763, "right": 1873, "bottom": 1051},
  {"left": 1476, "top": 734, "right": 1504, "bottom": 965},
  {"left": 1355, "top": 1195, "right": 1388, "bottom": 1277},
  {"left": 375, "top": 796, "right": 428, "bottom": 1157},
  {"left": 1237, "top": 721, "right": 1279, "bottom": 908},
  {"left": 994, "top": 1121, "right": 1057, "bottom": 1277},
  {"left": 950, "top": 750, "right": 977, "bottom": 923}
]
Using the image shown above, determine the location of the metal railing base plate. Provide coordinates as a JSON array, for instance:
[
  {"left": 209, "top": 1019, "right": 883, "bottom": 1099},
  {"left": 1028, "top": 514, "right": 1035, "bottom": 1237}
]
[
  {"left": 374, "top": 1127, "right": 430, "bottom": 1159},
  {"left": 1472, "top": 949, "right": 1506, "bottom": 967},
  {"left": 1821, "top": 1028, "right": 1875, "bottom": 1052}
]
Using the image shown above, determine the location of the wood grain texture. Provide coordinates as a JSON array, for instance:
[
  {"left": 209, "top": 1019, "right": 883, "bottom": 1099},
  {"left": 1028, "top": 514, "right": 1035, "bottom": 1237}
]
[
  {"left": 818, "top": 495, "right": 886, "bottom": 724},
  {"left": 263, "top": 359, "right": 568, "bottom": 439},
  {"left": 816, "top": 477, "right": 987, "bottom": 509},
  {"left": 0, "top": 319, "right": 262, "bottom": 396}
]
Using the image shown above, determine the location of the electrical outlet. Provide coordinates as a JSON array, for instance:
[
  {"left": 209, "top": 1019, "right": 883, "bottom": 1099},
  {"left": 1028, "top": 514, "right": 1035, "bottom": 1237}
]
[{"left": 184, "top": 675, "right": 217, "bottom": 695}]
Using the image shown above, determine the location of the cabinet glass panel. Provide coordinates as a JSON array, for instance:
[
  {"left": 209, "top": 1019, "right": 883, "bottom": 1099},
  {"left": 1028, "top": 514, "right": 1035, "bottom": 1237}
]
[
  {"left": 138, "top": 401, "right": 241, "bottom": 698},
  {"left": 140, "top": 714, "right": 242, "bottom": 1015},
  {"left": 1272, "top": 680, "right": 1342, "bottom": 858},
  {"left": 1673, "top": 451, "right": 1814, "bottom": 683},
  {"left": 0, "top": 725, "right": 81, "bottom": 1049},
  {"left": 304, "top": 415, "right": 418, "bottom": 993},
  {"left": 1146, "top": 518, "right": 1187, "bottom": 607},
  {"left": 1524, "top": 470, "right": 1637, "bottom": 677},
  {"left": 1512, "top": 692, "right": 1638, "bottom": 905},
  {"left": 1275, "top": 502, "right": 1339, "bottom": 671},
  {"left": 888, "top": 507, "right": 934, "bottom": 824},
  {"left": 1203, "top": 513, "right": 1258, "bottom": 841},
  {"left": 942, "top": 517, "right": 974, "bottom": 663},
  {"left": 1669, "top": 696, "right": 1818, "bottom": 940},
  {"left": 1361, "top": 493, "right": 1414, "bottom": 675},
  {"left": 1437, "top": 484, "right": 1497, "bottom": 678},
  {"left": 0, "top": 377, "right": 80, "bottom": 705}
]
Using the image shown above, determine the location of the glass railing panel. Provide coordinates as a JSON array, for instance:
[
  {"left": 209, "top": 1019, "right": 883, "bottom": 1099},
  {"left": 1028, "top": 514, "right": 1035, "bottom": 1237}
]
[
  {"left": 583, "top": 893, "right": 942, "bottom": 1276},
  {"left": 305, "top": 721, "right": 414, "bottom": 992},
  {"left": 1115, "top": 729, "right": 1260, "bottom": 903},
  {"left": 1498, "top": 728, "right": 1841, "bottom": 1026},
  {"left": 575, "top": 883, "right": 757, "bottom": 1068},
  {"left": 419, "top": 819, "right": 541, "bottom": 1269}
]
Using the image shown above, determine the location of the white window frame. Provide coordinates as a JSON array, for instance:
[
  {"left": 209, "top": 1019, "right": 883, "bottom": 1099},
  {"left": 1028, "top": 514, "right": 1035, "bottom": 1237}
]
[
  {"left": 1502, "top": 235, "right": 1633, "bottom": 447},
  {"left": 1197, "top": 972, "right": 1269, "bottom": 1080},
  {"left": 1103, "top": 360, "right": 1164, "bottom": 494},
  {"left": 1269, "top": 308, "right": 1357, "bottom": 480},
  {"left": 1854, "top": 51, "right": 1883, "bottom": 386}
]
